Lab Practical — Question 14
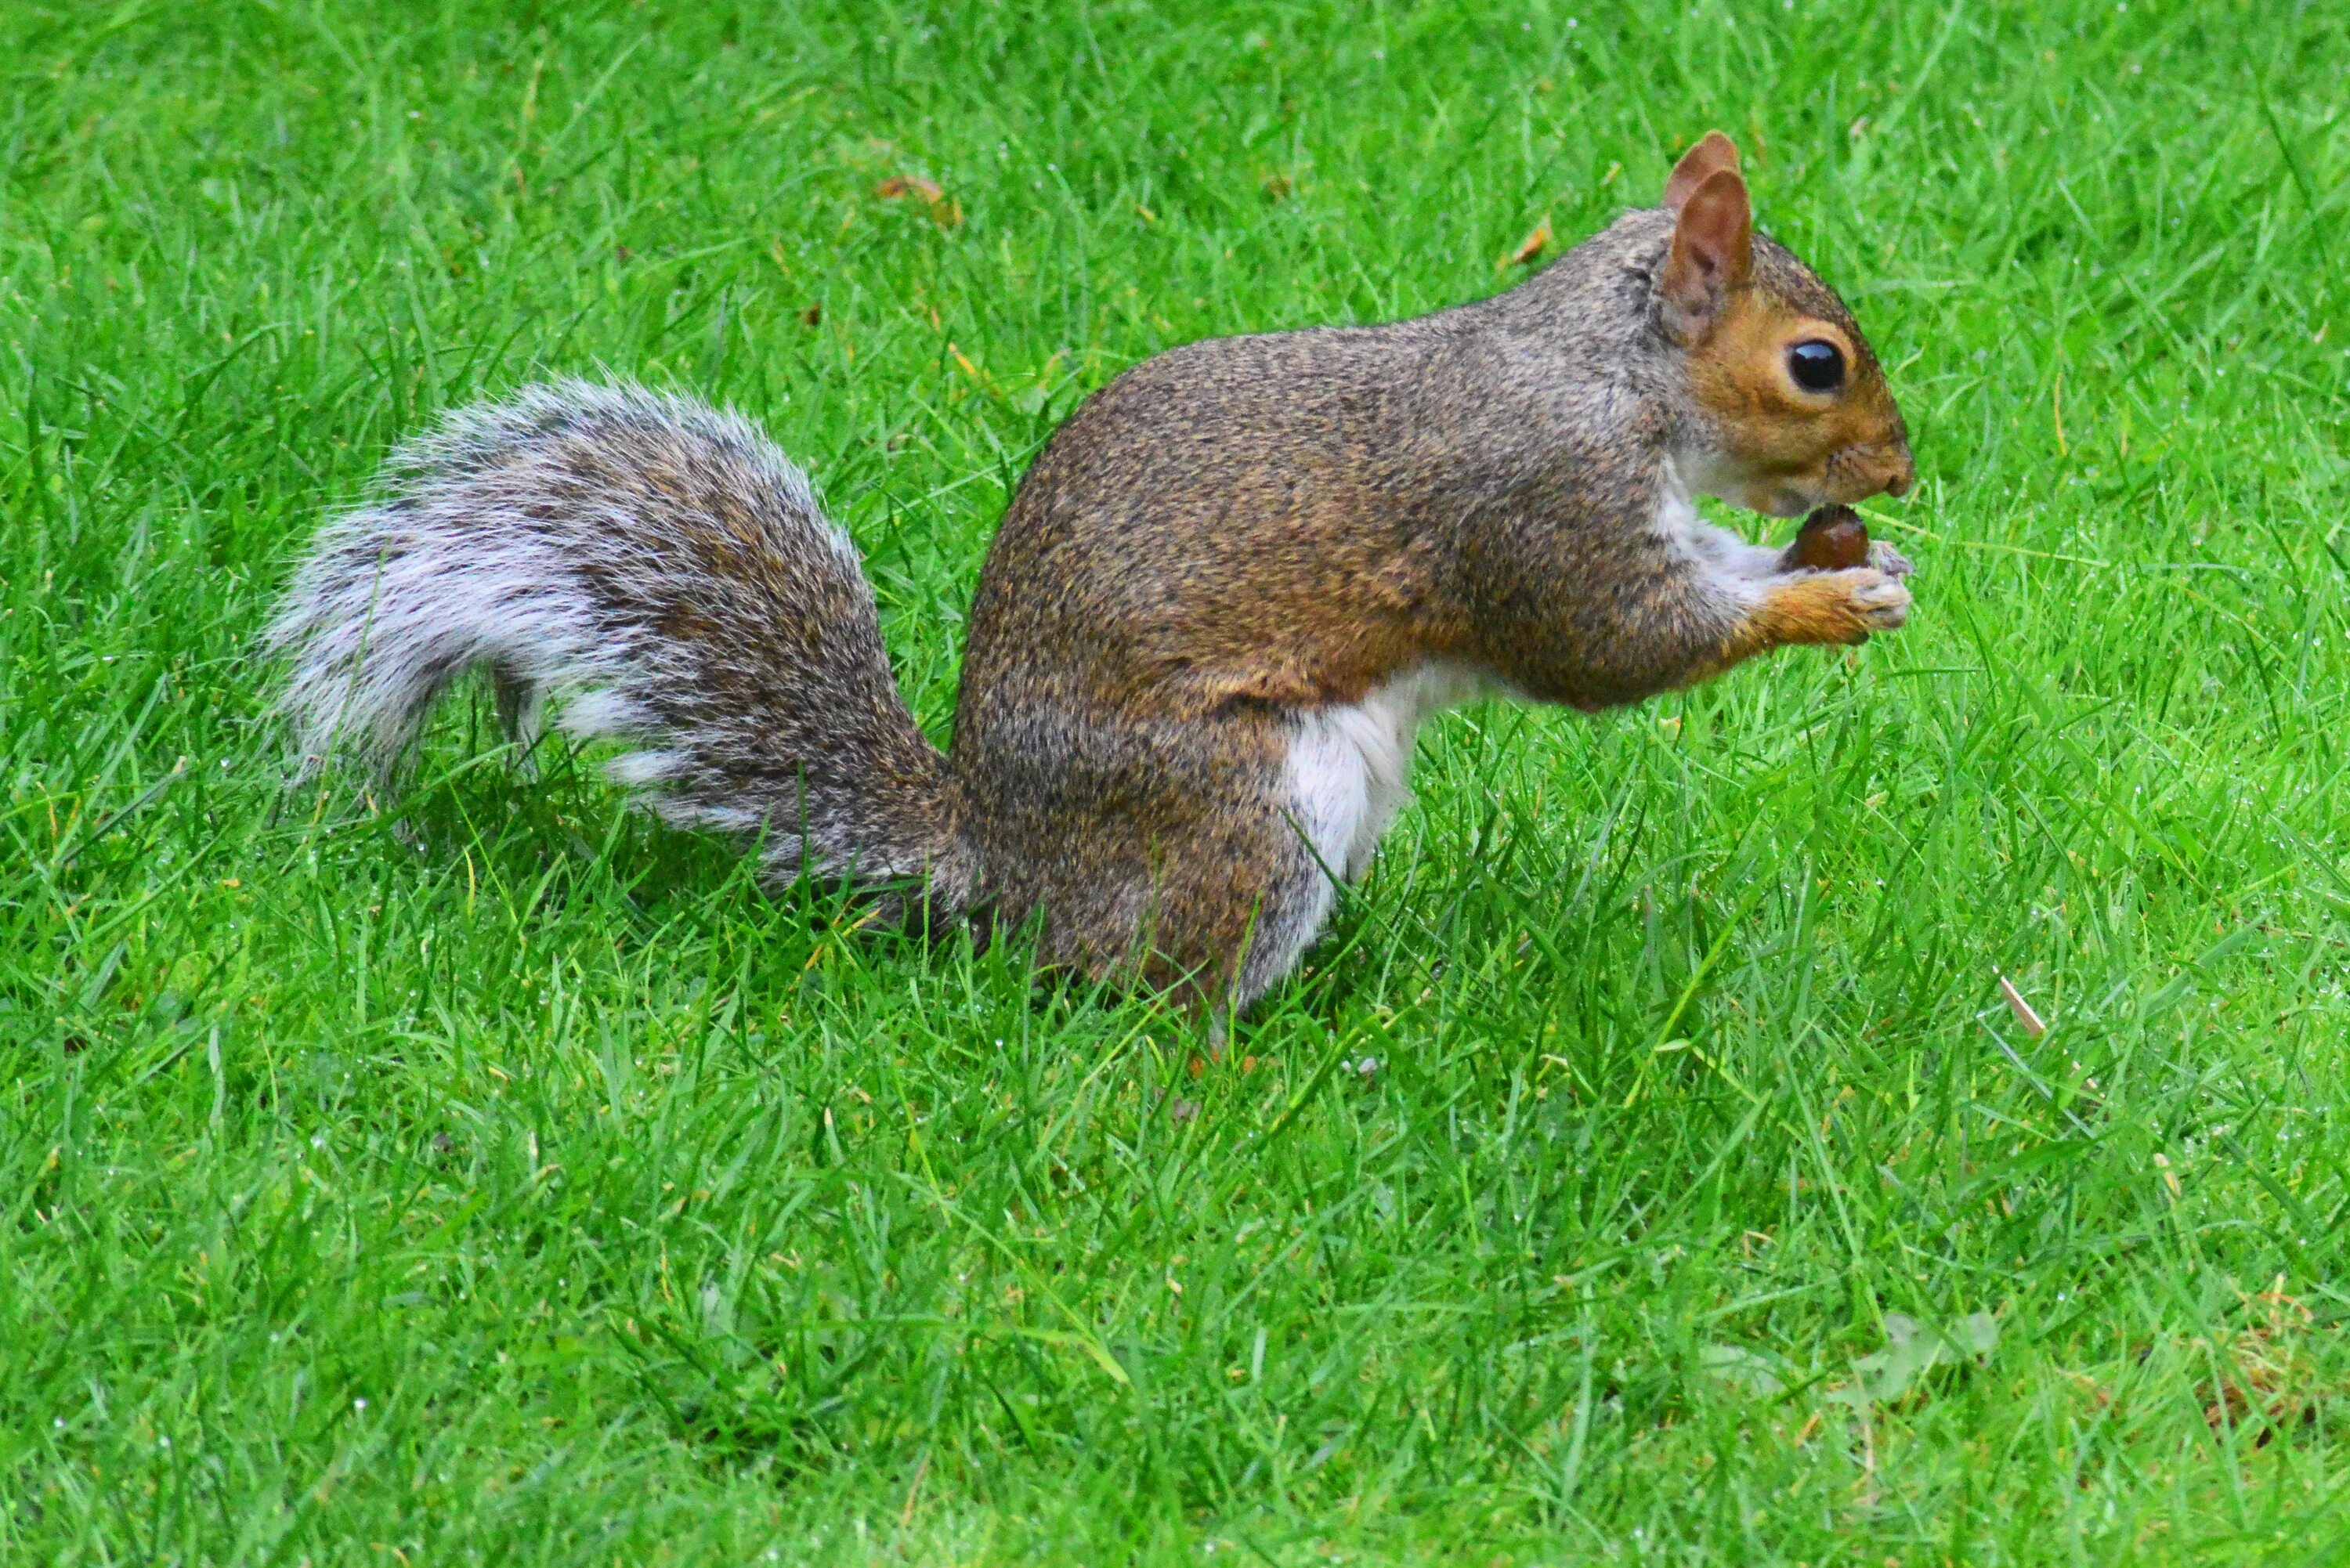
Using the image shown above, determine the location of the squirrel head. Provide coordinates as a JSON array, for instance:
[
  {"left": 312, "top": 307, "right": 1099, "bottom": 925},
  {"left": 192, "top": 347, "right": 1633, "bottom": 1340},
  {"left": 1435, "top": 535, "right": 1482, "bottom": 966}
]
[{"left": 1654, "top": 132, "right": 1914, "bottom": 518}]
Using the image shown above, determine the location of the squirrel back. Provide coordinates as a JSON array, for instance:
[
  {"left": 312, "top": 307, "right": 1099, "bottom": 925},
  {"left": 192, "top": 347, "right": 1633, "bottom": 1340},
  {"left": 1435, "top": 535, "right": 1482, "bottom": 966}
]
[{"left": 271, "top": 133, "right": 1914, "bottom": 1012}]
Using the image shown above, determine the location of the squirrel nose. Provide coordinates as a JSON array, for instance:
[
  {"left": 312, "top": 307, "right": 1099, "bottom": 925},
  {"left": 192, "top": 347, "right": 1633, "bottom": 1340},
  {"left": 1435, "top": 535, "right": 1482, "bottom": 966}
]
[{"left": 1882, "top": 446, "right": 1915, "bottom": 498}]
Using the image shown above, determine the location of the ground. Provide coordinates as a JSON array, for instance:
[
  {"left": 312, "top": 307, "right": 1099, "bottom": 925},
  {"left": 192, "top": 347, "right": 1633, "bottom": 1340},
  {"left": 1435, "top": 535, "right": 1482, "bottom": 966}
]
[{"left": 5, "top": 1, "right": 2349, "bottom": 1562}]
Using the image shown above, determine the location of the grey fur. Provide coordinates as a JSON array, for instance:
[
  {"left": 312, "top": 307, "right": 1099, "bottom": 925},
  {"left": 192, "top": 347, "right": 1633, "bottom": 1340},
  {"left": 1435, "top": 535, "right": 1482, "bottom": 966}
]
[
  {"left": 269, "top": 182, "right": 1912, "bottom": 1013},
  {"left": 267, "top": 379, "right": 972, "bottom": 901},
  {"left": 951, "top": 208, "right": 1910, "bottom": 1006}
]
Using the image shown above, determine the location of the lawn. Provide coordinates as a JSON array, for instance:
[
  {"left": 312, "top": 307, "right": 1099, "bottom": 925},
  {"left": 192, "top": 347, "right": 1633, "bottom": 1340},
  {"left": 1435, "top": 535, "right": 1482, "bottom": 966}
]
[{"left": 5, "top": 0, "right": 2350, "bottom": 1561}]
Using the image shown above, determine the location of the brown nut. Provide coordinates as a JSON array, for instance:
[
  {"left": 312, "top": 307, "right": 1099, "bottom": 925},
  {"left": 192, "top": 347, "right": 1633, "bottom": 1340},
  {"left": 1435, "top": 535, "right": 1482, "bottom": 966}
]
[{"left": 1787, "top": 504, "right": 1870, "bottom": 571}]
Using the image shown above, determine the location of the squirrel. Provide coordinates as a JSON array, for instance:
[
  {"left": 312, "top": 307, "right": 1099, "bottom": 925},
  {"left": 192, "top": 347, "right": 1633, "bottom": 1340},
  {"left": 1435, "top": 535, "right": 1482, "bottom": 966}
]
[{"left": 269, "top": 132, "right": 1914, "bottom": 1015}]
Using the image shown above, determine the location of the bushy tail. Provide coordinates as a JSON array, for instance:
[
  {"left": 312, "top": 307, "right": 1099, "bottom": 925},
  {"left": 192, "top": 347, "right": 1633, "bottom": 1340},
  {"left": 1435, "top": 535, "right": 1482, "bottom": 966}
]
[{"left": 267, "top": 379, "right": 974, "bottom": 902}]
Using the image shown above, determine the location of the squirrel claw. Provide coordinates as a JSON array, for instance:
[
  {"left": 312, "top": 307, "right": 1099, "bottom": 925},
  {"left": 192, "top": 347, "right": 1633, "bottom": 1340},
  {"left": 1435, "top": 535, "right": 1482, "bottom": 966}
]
[
  {"left": 1848, "top": 571, "right": 1911, "bottom": 632},
  {"left": 1867, "top": 539, "right": 1915, "bottom": 580}
]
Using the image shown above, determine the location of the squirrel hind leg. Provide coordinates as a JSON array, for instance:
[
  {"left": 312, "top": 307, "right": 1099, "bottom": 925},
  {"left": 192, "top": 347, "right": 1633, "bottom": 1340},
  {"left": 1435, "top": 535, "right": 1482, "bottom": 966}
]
[
  {"left": 1156, "top": 818, "right": 1340, "bottom": 1016},
  {"left": 1229, "top": 847, "right": 1337, "bottom": 1012}
]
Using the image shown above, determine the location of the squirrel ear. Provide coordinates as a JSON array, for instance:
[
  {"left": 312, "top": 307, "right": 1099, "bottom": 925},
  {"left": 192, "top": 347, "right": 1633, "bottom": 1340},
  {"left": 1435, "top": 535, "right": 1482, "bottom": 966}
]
[
  {"left": 1659, "top": 168, "right": 1753, "bottom": 344},
  {"left": 1665, "top": 132, "right": 1742, "bottom": 213}
]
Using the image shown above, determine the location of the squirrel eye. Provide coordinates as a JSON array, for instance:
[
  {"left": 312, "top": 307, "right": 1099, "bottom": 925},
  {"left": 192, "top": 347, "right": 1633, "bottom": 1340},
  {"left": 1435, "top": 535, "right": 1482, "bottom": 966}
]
[{"left": 1787, "top": 339, "right": 1846, "bottom": 393}]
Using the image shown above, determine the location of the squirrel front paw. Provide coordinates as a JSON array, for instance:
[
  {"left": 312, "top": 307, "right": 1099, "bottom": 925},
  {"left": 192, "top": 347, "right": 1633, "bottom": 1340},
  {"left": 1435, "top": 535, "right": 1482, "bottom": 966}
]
[
  {"left": 1835, "top": 568, "right": 1911, "bottom": 639},
  {"left": 1755, "top": 567, "right": 1911, "bottom": 648}
]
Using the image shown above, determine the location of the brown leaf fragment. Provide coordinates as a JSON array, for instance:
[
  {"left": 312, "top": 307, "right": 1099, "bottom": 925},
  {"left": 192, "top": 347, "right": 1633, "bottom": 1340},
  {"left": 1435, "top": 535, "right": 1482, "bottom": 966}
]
[
  {"left": 1501, "top": 215, "right": 1553, "bottom": 269},
  {"left": 2202, "top": 1287, "right": 2331, "bottom": 1445},
  {"left": 1996, "top": 973, "right": 2046, "bottom": 1037},
  {"left": 876, "top": 175, "right": 962, "bottom": 229}
]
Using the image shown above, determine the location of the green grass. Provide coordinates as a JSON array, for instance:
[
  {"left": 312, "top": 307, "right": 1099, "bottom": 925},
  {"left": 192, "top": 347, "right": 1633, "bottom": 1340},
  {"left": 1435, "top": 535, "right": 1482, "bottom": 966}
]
[{"left": 5, "top": 0, "right": 2350, "bottom": 1561}]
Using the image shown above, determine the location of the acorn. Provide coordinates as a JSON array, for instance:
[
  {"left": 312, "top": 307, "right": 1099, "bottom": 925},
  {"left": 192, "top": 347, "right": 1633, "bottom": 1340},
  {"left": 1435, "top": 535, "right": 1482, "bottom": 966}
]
[{"left": 1787, "top": 504, "right": 1870, "bottom": 571}]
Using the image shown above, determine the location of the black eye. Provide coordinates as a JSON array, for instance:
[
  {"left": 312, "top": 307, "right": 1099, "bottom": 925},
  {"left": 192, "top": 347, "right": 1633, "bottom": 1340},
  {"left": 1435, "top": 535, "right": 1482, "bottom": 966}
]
[{"left": 1788, "top": 339, "right": 1846, "bottom": 393}]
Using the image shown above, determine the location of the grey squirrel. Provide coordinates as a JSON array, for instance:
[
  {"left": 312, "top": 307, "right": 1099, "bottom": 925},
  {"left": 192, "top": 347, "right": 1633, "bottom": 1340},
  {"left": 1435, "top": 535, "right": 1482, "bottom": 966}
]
[{"left": 270, "top": 132, "right": 1915, "bottom": 1013}]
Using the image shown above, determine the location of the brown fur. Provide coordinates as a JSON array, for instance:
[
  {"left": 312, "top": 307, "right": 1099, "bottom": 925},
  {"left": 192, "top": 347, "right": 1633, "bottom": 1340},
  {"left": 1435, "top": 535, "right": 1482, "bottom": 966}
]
[
  {"left": 274, "top": 134, "right": 1916, "bottom": 1016},
  {"left": 953, "top": 134, "right": 1915, "bottom": 1003}
]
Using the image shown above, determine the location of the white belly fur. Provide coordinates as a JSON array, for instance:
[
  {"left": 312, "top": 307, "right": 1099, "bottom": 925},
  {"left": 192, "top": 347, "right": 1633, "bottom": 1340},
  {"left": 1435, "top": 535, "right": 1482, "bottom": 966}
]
[{"left": 1285, "top": 660, "right": 1491, "bottom": 887}]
